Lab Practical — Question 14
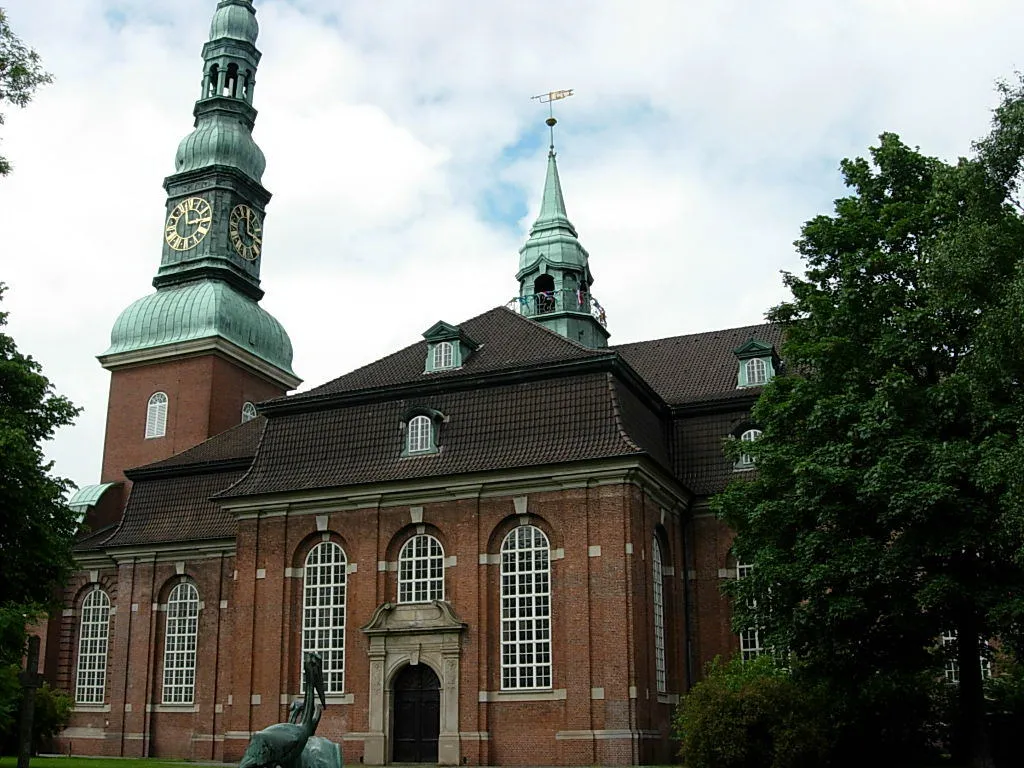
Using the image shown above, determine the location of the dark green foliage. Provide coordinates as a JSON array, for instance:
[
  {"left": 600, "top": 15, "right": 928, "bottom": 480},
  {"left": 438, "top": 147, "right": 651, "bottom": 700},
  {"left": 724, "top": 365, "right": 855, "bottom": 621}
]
[
  {"left": 0, "top": 672, "right": 72, "bottom": 756},
  {"left": 713, "top": 77, "right": 1024, "bottom": 767},
  {"left": 674, "top": 655, "right": 830, "bottom": 768},
  {"left": 0, "top": 283, "right": 80, "bottom": 664},
  {"left": 0, "top": 8, "right": 51, "bottom": 176}
]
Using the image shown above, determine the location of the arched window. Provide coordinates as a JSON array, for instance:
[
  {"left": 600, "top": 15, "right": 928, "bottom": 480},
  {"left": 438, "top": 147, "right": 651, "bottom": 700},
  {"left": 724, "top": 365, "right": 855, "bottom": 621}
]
[
  {"left": 303, "top": 542, "right": 347, "bottom": 693},
  {"left": 162, "top": 581, "right": 199, "bottom": 703},
  {"left": 738, "top": 429, "right": 762, "bottom": 468},
  {"left": 652, "top": 538, "right": 667, "bottom": 693},
  {"left": 241, "top": 401, "right": 257, "bottom": 423},
  {"left": 206, "top": 64, "right": 219, "bottom": 98},
  {"left": 225, "top": 63, "right": 239, "bottom": 97},
  {"left": 736, "top": 563, "right": 763, "bottom": 660},
  {"left": 745, "top": 358, "right": 767, "bottom": 386},
  {"left": 500, "top": 525, "right": 551, "bottom": 689},
  {"left": 75, "top": 587, "right": 111, "bottom": 704},
  {"left": 432, "top": 341, "right": 454, "bottom": 370},
  {"left": 146, "top": 392, "right": 168, "bottom": 439},
  {"left": 533, "top": 274, "right": 555, "bottom": 314},
  {"left": 398, "top": 534, "right": 444, "bottom": 603},
  {"left": 407, "top": 415, "right": 433, "bottom": 454}
]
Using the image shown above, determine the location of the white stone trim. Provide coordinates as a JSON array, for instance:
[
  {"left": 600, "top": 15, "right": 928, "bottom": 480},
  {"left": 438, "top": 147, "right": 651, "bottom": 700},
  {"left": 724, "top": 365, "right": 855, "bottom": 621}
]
[
  {"left": 588, "top": 545, "right": 602, "bottom": 557},
  {"left": 478, "top": 688, "right": 566, "bottom": 702}
]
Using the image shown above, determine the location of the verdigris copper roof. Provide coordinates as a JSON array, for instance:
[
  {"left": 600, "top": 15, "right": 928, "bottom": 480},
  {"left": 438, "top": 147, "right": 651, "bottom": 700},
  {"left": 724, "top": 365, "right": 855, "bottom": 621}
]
[
  {"left": 104, "top": 280, "right": 295, "bottom": 374},
  {"left": 288, "top": 306, "right": 609, "bottom": 402},
  {"left": 209, "top": 0, "right": 258, "bottom": 44},
  {"left": 613, "top": 323, "right": 782, "bottom": 406},
  {"left": 223, "top": 371, "right": 664, "bottom": 498}
]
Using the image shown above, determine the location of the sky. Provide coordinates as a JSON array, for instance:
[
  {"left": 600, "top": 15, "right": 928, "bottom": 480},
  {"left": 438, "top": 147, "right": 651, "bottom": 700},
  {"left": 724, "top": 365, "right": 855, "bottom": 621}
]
[{"left": 1, "top": 0, "right": 1023, "bottom": 492}]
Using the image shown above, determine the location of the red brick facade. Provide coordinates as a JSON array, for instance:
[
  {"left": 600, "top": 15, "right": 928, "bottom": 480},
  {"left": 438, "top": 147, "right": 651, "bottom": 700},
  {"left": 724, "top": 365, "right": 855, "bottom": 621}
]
[
  {"left": 52, "top": 468, "right": 746, "bottom": 765},
  {"left": 100, "top": 355, "right": 286, "bottom": 485}
]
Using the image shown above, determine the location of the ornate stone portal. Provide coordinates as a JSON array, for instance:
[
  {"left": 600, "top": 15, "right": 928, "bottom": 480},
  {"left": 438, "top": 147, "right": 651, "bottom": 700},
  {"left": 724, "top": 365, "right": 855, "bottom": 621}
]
[{"left": 361, "top": 601, "right": 467, "bottom": 765}]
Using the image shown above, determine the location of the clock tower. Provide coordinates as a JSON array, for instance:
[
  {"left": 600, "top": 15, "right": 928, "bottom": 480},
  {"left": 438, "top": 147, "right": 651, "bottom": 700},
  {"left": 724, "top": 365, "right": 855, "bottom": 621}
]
[{"left": 96, "top": 0, "right": 299, "bottom": 489}]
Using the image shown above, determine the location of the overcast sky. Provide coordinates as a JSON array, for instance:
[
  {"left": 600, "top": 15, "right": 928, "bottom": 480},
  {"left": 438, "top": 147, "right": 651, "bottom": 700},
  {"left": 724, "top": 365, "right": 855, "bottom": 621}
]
[{"left": 1, "top": 0, "right": 1022, "bottom": 492}]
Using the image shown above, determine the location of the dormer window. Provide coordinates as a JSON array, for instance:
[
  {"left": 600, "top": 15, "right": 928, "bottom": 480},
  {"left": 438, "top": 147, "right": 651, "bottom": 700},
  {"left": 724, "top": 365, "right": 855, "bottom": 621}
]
[
  {"left": 407, "top": 415, "right": 433, "bottom": 454},
  {"left": 745, "top": 358, "right": 767, "bottom": 386},
  {"left": 402, "top": 407, "right": 445, "bottom": 457},
  {"left": 733, "top": 339, "right": 779, "bottom": 388},
  {"left": 432, "top": 341, "right": 454, "bottom": 370},
  {"left": 421, "top": 320, "right": 480, "bottom": 373}
]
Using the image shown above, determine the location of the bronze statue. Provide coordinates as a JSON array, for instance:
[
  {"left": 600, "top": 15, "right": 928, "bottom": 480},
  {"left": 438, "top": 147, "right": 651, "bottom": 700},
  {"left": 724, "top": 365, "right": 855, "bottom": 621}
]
[{"left": 240, "top": 653, "right": 331, "bottom": 768}]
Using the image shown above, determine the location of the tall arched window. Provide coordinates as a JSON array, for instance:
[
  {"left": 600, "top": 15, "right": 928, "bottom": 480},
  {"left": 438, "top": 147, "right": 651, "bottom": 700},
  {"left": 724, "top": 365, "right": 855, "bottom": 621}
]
[
  {"left": 303, "top": 541, "right": 347, "bottom": 693},
  {"left": 738, "top": 429, "right": 762, "bottom": 468},
  {"left": 500, "top": 525, "right": 551, "bottom": 690},
  {"left": 162, "top": 581, "right": 199, "bottom": 703},
  {"left": 241, "top": 401, "right": 257, "bottom": 423},
  {"left": 75, "top": 587, "right": 111, "bottom": 704},
  {"left": 745, "top": 358, "right": 767, "bottom": 386},
  {"left": 432, "top": 341, "right": 454, "bottom": 370},
  {"left": 652, "top": 538, "right": 667, "bottom": 693},
  {"left": 736, "top": 563, "right": 763, "bottom": 660},
  {"left": 146, "top": 392, "right": 168, "bottom": 439},
  {"left": 407, "top": 415, "right": 433, "bottom": 454},
  {"left": 398, "top": 534, "right": 445, "bottom": 603}
]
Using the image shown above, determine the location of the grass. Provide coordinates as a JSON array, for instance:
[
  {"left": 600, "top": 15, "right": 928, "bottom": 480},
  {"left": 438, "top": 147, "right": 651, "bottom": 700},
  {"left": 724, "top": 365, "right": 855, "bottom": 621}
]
[{"left": 0, "top": 759, "right": 204, "bottom": 768}]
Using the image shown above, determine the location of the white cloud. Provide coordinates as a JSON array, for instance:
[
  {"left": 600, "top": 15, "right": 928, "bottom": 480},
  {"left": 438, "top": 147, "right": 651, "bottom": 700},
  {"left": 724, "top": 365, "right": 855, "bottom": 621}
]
[{"left": 0, "top": 0, "right": 1021, "bottom": 489}]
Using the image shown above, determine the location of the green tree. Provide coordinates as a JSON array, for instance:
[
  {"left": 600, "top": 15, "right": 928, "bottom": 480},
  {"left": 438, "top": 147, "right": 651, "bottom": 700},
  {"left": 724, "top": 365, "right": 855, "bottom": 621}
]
[
  {"left": 714, "top": 79, "right": 1024, "bottom": 768},
  {"left": 0, "top": 283, "right": 80, "bottom": 667},
  {"left": 0, "top": 7, "right": 51, "bottom": 176}
]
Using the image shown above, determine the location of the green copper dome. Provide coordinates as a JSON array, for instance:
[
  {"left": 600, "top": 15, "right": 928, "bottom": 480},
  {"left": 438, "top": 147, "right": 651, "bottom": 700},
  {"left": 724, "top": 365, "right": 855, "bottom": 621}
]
[
  {"left": 105, "top": 280, "right": 294, "bottom": 374},
  {"left": 175, "top": 119, "right": 266, "bottom": 181},
  {"left": 210, "top": 0, "right": 258, "bottom": 44}
]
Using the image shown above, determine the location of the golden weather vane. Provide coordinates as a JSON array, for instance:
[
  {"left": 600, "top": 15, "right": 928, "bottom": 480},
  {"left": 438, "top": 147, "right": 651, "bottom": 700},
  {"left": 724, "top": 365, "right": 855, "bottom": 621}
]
[{"left": 531, "top": 89, "right": 574, "bottom": 149}]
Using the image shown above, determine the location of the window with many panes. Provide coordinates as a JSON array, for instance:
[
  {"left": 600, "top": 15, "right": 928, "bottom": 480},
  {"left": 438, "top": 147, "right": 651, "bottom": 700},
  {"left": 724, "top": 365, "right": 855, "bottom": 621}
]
[
  {"left": 736, "top": 563, "right": 763, "bottom": 661},
  {"left": 162, "top": 581, "right": 199, "bottom": 703},
  {"left": 75, "top": 588, "right": 111, "bottom": 704},
  {"left": 146, "top": 392, "right": 168, "bottom": 439},
  {"left": 432, "top": 341, "right": 454, "bottom": 370},
  {"left": 652, "top": 537, "right": 667, "bottom": 693},
  {"left": 407, "top": 415, "right": 433, "bottom": 454},
  {"left": 941, "top": 630, "right": 993, "bottom": 684},
  {"left": 737, "top": 429, "right": 762, "bottom": 469},
  {"left": 500, "top": 525, "right": 552, "bottom": 689},
  {"left": 303, "top": 542, "right": 347, "bottom": 693},
  {"left": 745, "top": 357, "right": 767, "bottom": 385},
  {"left": 398, "top": 534, "right": 445, "bottom": 603}
]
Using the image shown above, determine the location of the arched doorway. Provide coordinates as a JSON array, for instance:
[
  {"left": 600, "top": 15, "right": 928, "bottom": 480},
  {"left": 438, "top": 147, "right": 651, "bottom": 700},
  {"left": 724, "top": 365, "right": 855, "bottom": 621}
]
[{"left": 392, "top": 664, "right": 440, "bottom": 763}]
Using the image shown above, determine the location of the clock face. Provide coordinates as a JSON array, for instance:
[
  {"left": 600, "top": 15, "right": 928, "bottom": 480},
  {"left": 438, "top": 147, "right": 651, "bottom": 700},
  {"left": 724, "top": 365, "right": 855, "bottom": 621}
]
[
  {"left": 229, "top": 204, "right": 263, "bottom": 261},
  {"left": 165, "top": 197, "right": 213, "bottom": 251}
]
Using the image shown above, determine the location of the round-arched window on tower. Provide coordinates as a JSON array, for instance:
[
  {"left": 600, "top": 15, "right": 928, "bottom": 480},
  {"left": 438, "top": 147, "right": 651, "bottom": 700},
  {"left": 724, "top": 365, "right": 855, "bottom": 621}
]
[
  {"left": 241, "top": 402, "right": 257, "bottom": 423},
  {"left": 146, "top": 392, "right": 168, "bottom": 439}
]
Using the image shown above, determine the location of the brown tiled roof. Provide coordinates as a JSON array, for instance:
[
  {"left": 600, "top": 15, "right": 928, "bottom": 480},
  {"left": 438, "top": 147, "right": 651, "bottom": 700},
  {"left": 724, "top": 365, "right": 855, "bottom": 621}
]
[
  {"left": 613, "top": 323, "right": 783, "bottom": 406},
  {"left": 288, "top": 307, "right": 609, "bottom": 401},
  {"left": 73, "top": 523, "right": 119, "bottom": 553},
  {"left": 132, "top": 416, "right": 265, "bottom": 473},
  {"left": 103, "top": 469, "right": 245, "bottom": 547},
  {"left": 672, "top": 409, "right": 754, "bottom": 495},
  {"left": 224, "top": 372, "right": 653, "bottom": 498}
]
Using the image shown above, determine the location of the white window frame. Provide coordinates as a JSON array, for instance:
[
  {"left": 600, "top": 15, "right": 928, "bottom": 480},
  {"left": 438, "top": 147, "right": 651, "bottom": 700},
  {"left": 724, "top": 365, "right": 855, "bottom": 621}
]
[
  {"left": 652, "top": 537, "right": 667, "bottom": 693},
  {"left": 432, "top": 341, "right": 454, "bottom": 370},
  {"left": 941, "top": 630, "right": 993, "bottom": 684},
  {"left": 398, "top": 534, "right": 445, "bottom": 603},
  {"left": 500, "top": 525, "right": 552, "bottom": 690},
  {"left": 736, "top": 563, "right": 763, "bottom": 661},
  {"left": 162, "top": 581, "right": 199, "bottom": 704},
  {"left": 303, "top": 541, "right": 347, "bottom": 694},
  {"left": 75, "top": 587, "right": 111, "bottom": 704},
  {"left": 737, "top": 429, "right": 762, "bottom": 469},
  {"left": 146, "top": 392, "right": 168, "bottom": 439},
  {"left": 745, "top": 357, "right": 768, "bottom": 386},
  {"left": 407, "top": 415, "right": 433, "bottom": 454},
  {"left": 241, "top": 401, "right": 257, "bottom": 423}
]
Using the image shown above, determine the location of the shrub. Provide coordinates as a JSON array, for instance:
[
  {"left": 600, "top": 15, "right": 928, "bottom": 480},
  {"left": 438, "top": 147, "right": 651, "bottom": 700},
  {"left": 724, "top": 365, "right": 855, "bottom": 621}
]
[{"left": 673, "top": 655, "right": 830, "bottom": 768}]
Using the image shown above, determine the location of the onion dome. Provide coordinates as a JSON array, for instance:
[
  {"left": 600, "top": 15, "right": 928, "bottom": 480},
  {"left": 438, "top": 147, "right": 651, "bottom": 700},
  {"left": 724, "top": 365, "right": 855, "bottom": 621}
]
[
  {"left": 209, "top": 0, "right": 258, "bottom": 44},
  {"left": 104, "top": 280, "right": 295, "bottom": 375},
  {"left": 174, "top": 120, "right": 266, "bottom": 181}
]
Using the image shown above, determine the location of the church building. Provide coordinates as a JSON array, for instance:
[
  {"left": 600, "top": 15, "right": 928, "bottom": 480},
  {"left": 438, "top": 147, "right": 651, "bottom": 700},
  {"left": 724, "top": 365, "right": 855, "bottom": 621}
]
[{"left": 46, "top": 1, "right": 781, "bottom": 765}]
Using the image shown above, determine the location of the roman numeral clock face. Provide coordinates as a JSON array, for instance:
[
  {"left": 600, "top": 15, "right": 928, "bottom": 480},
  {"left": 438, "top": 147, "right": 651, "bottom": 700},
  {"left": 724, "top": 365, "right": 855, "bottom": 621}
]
[
  {"left": 229, "top": 204, "right": 263, "bottom": 261},
  {"left": 165, "top": 197, "right": 212, "bottom": 251}
]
